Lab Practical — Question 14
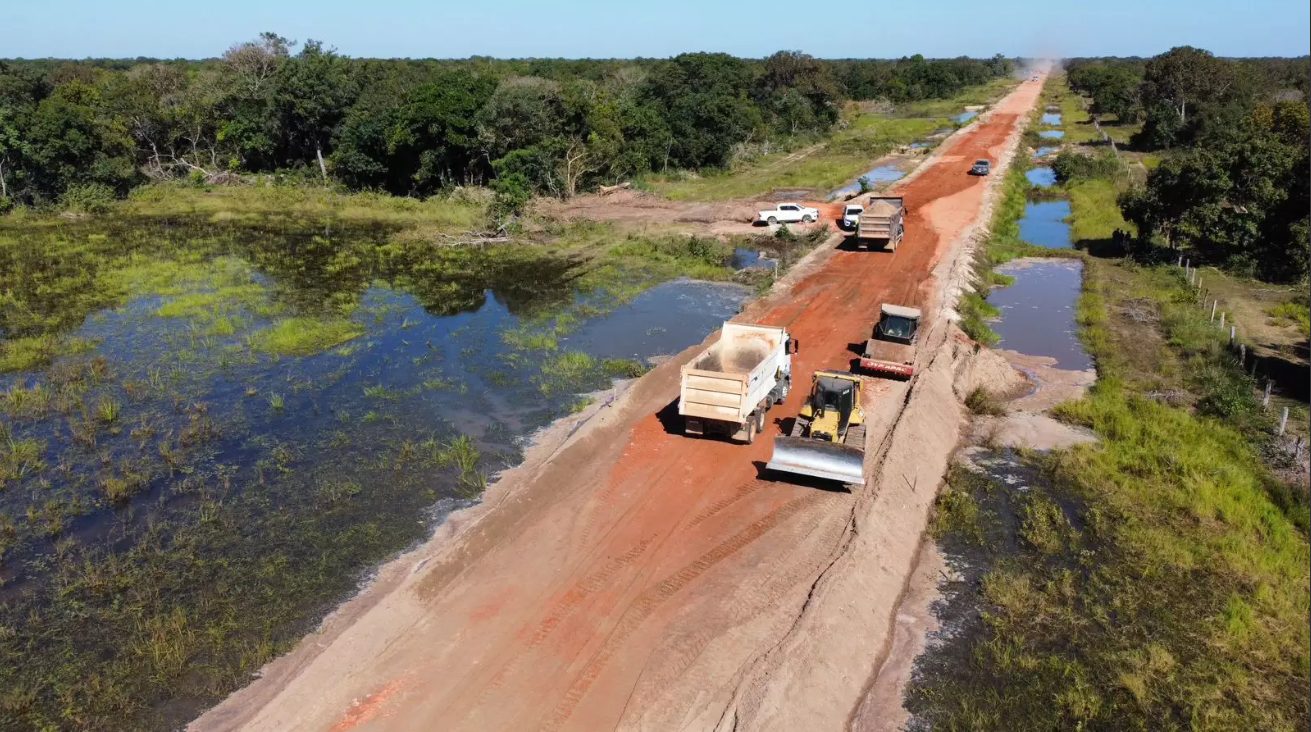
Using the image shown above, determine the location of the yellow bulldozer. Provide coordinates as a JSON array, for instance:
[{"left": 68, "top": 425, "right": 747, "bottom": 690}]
[{"left": 766, "top": 370, "right": 866, "bottom": 485}]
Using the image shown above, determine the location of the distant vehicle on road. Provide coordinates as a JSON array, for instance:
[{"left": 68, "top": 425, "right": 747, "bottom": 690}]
[
  {"left": 757, "top": 202, "right": 819, "bottom": 225},
  {"left": 970, "top": 159, "right": 991, "bottom": 176},
  {"left": 839, "top": 204, "right": 863, "bottom": 231}
]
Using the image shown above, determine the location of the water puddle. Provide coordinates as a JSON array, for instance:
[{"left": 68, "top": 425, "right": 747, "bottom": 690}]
[
  {"left": 909, "top": 141, "right": 932, "bottom": 150},
  {"left": 1038, "top": 130, "right": 1065, "bottom": 139},
  {"left": 1040, "top": 113, "right": 1062, "bottom": 126},
  {"left": 990, "top": 259, "right": 1091, "bottom": 370},
  {"left": 731, "top": 247, "right": 775, "bottom": 271},
  {"left": 1032, "top": 145, "right": 1059, "bottom": 159},
  {"left": 953, "top": 111, "right": 979, "bottom": 124},
  {"left": 1019, "top": 200, "right": 1072, "bottom": 249},
  {"left": 1025, "top": 167, "right": 1056, "bottom": 188},
  {"left": 829, "top": 164, "right": 906, "bottom": 200}
]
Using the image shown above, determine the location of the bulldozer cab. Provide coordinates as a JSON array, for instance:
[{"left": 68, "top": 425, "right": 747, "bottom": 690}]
[{"left": 812, "top": 375, "right": 856, "bottom": 423}]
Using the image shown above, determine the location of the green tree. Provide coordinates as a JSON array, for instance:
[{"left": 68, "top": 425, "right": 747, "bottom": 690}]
[{"left": 274, "top": 40, "right": 359, "bottom": 178}]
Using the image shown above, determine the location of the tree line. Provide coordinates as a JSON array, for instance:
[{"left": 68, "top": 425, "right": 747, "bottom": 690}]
[
  {"left": 0, "top": 37, "right": 1012, "bottom": 214},
  {"left": 1066, "top": 49, "right": 1309, "bottom": 282}
]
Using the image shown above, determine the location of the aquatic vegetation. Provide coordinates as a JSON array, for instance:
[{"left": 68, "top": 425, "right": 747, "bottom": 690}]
[
  {"left": 94, "top": 396, "right": 121, "bottom": 424},
  {"left": 1, "top": 435, "right": 46, "bottom": 486},
  {"left": 0, "top": 198, "right": 751, "bottom": 729},
  {"left": 249, "top": 317, "right": 365, "bottom": 357}
]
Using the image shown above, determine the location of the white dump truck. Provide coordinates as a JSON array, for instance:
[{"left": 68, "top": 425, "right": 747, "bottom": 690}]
[
  {"left": 854, "top": 195, "right": 906, "bottom": 250},
  {"left": 679, "top": 322, "right": 795, "bottom": 444}
]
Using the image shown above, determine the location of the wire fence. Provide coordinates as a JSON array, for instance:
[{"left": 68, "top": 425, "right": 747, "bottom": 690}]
[{"left": 1176, "top": 256, "right": 1307, "bottom": 466}]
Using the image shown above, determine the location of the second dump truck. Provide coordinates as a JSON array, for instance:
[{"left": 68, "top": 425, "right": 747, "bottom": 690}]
[
  {"left": 679, "top": 322, "right": 794, "bottom": 444},
  {"left": 853, "top": 195, "right": 905, "bottom": 250}
]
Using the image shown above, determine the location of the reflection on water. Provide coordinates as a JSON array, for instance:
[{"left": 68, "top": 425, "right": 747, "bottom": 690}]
[
  {"left": 829, "top": 164, "right": 906, "bottom": 200},
  {"left": 1038, "top": 130, "right": 1065, "bottom": 139},
  {"left": 991, "top": 259, "right": 1091, "bottom": 370},
  {"left": 1019, "top": 200, "right": 1072, "bottom": 249},
  {"left": 1026, "top": 167, "right": 1056, "bottom": 188}
]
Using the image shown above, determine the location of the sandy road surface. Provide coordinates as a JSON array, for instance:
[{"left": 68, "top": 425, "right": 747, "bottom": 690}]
[{"left": 194, "top": 75, "right": 1045, "bottom": 732}]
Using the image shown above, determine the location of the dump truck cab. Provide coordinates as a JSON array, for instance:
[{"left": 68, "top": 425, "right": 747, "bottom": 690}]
[{"left": 860, "top": 304, "right": 920, "bottom": 379}]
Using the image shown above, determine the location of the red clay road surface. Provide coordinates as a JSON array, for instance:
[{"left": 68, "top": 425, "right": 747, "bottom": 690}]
[{"left": 194, "top": 75, "right": 1045, "bottom": 732}]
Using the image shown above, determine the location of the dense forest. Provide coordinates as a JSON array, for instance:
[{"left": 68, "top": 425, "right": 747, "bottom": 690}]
[
  {"left": 0, "top": 37, "right": 1011, "bottom": 216},
  {"left": 1066, "top": 50, "right": 1309, "bottom": 281}
]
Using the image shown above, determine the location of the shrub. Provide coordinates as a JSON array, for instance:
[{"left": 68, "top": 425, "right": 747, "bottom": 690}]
[
  {"left": 61, "top": 183, "right": 117, "bottom": 214},
  {"left": 1051, "top": 150, "right": 1123, "bottom": 183}
]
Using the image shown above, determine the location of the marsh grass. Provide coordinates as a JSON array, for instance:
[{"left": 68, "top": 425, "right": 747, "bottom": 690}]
[{"left": 249, "top": 317, "right": 365, "bottom": 357}]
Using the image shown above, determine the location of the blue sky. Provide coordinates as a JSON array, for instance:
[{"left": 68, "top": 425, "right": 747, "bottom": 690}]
[{"left": 3, "top": 0, "right": 1308, "bottom": 59}]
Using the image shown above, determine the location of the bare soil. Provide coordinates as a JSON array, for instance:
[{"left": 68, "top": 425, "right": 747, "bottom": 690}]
[{"left": 192, "top": 75, "right": 1048, "bottom": 732}]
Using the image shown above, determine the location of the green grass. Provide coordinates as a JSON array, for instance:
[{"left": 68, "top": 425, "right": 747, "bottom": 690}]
[
  {"left": 1267, "top": 301, "right": 1311, "bottom": 337},
  {"left": 0, "top": 334, "right": 62, "bottom": 373},
  {"left": 1067, "top": 178, "right": 1133, "bottom": 244},
  {"left": 916, "top": 259, "right": 1310, "bottom": 729},
  {"left": 643, "top": 77, "right": 1018, "bottom": 201},
  {"left": 248, "top": 317, "right": 364, "bottom": 357},
  {"left": 123, "top": 183, "right": 488, "bottom": 237}
]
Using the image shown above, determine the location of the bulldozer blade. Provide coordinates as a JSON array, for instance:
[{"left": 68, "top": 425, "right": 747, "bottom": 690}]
[{"left": 766, "top": 436, "right": 865, "bottom": 486}]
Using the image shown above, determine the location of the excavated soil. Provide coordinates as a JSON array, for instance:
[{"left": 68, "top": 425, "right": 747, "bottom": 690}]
[{"left": 192, "top": 74, "right": 1047, "bottom": 732}]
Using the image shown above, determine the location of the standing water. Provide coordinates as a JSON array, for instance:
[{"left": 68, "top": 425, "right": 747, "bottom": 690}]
[
  {"left": 1026, "top": 167, "right": 1056, "bottom": 188},
  {"left": 990, "top": 259, "right": 1091, "bottom": 370},
  {"left": 1019, "top": 200, "right": 1073, "bottom": 249},
  {"left": 829, "top": 164, "right": 906, "bottom": 200},
  {"left": 1040, "top": 113, "right": 1062, "bottom": 126}
]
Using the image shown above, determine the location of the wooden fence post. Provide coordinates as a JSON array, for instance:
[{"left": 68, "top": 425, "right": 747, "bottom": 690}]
[
  {"left": 1279, "top": 407, "right": 1289, "bottom": 436},
  {"left": 1219, "top": 312, "right": 1226, "bottom": 331},
  {"left": 1229, "top": 325, "right": 1236, "bottom": 344},
  {"left": 1264, "top": 379, "right": 1272, "bottom": 408},
  {"left": 1210, "top": 300, "right": 1217, "bottom": 322}
]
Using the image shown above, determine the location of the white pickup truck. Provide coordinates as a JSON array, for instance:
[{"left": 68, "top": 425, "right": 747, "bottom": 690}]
[
  {"left": 757, "top": 202, "right": 819, "bottom": 225},
  {"left": 679, "top": 322, "right": 794, "bottom": 443}
]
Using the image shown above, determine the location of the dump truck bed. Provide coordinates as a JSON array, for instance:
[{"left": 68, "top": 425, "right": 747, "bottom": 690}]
[
  {"left": 856, "top": 196, "right": 905, "bottom": 245},
  {"left": 679, "top": 323, "right": 787, "bottom": 426}
]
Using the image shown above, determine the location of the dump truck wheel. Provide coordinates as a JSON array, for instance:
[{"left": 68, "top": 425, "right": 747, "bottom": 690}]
[
  {"left": 743, "top": 419, "right": 757, "bottom": 444},
  {"left": 756, "top": 410, "right": 767, "bottom": 432}
]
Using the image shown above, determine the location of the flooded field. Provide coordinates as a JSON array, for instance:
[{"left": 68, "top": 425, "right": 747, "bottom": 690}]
[
  {"left": 1019, "top": 200, "right": 1073, "bottom": 249},
  {"left": 1040, "top": 112, "right": 1062, "bottom": 126},
  {"left": 904, "top": 452, "right": 1086, "bottom": 729},
  {"left": 953, "top": 110, "right": 979, "bottom": 124},
  {"left": 990, "top": 259, "right": 1091, "bottom": 370},
  {"left": 0, "top": 214, "right": 750, "bottom": 728},
  {"left": 1038, "top": 129, "right": 1065, "bottom": 139},
  {"left": 1032, "top": 145, "right": 1059, "bottom": 159}
]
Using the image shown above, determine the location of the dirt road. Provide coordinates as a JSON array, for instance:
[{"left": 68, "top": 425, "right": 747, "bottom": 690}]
[{"left": 194, "top": 75, "right": 1045, "bottom": 732}]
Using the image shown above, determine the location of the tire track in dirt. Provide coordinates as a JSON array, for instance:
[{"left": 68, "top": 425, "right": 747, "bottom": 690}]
[{"left": 539, "top": 491, "right": 824, "bottom": 732}]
